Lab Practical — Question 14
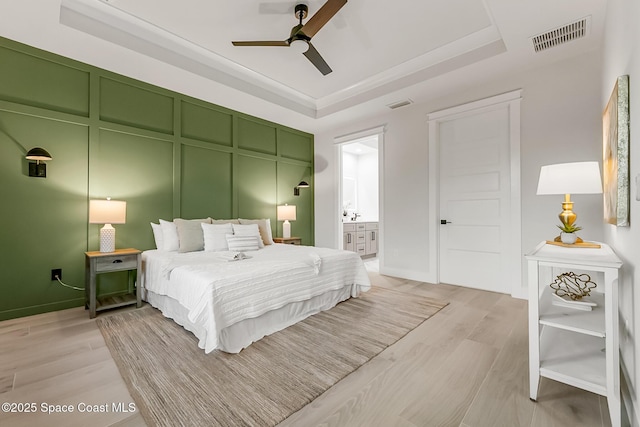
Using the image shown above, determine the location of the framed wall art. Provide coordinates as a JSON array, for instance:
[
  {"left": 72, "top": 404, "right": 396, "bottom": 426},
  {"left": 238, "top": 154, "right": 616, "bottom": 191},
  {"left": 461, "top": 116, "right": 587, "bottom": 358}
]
[{"left": 602, "top": 74, "right": 630, "bottom": 227}]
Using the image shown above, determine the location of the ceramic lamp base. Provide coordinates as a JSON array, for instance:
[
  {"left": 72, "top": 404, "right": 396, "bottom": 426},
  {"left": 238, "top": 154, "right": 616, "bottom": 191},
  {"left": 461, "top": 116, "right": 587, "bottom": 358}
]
[
  {"left": 283, "top": 220, "right": 291, "bottom": 239},
  {"left": 99, "top": 224, "right": 116, "bottom": 253}
]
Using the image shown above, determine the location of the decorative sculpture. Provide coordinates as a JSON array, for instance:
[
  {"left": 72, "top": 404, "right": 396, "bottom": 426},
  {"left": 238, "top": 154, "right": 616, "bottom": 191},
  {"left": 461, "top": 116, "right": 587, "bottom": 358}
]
[{"left": 549, "top": 272, "right": 596, "bottom": 300}]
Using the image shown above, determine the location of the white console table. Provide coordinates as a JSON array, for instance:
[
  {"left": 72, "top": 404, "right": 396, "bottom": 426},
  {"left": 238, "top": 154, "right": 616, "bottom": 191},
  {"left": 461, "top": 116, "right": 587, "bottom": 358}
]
[{"left": 526, "top": 241, "right": 622, "bottom": 427}]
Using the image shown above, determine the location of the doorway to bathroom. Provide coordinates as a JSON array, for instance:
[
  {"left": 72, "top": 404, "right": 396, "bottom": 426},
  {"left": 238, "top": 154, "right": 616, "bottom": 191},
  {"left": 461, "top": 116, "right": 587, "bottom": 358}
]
[{"left": 335, "top": 126, "right": 384, "bottom": 271}]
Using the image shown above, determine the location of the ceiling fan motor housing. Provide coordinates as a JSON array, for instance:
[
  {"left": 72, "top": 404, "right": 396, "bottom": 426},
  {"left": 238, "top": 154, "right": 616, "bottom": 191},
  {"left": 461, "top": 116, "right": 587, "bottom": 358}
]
[{"left": 295, "top": 4, "right": 308, "bottom": 20}]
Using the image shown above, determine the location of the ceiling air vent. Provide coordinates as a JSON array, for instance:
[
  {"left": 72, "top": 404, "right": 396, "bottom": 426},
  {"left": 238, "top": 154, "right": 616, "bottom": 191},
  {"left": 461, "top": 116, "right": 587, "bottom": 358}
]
[
  {"left": 387, "top": 99, "right": 413, "bottom": 110},
  {"left": 531, "top": 17, "right": 590, "bottom": 53}
]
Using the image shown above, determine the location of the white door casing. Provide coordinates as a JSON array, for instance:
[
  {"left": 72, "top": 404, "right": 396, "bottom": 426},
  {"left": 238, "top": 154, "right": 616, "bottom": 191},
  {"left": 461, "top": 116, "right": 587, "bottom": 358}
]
[
  {"left": 427, "top": 90, "right": 523, "bottom": 297},
  {"left": 334, "top": 125, "right": 386, "bottom": 261}
]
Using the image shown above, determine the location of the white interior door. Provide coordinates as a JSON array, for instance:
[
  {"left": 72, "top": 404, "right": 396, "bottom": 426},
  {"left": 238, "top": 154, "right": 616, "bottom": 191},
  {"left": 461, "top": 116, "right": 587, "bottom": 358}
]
[{"left": 438, "top": 106, "right": 511, "bottom": 293}]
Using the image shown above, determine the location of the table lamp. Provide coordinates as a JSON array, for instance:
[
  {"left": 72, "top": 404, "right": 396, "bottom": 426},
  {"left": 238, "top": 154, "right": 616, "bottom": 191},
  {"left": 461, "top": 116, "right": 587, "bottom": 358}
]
[
  {"left": 536, "top": 161, "right": 602, "bottom": 242},
  {"left": 277, "top": 204, "right": 296, "bottom": 239},
  {"left": 89, "top": 198, "right": 127, "bottom": 252}
]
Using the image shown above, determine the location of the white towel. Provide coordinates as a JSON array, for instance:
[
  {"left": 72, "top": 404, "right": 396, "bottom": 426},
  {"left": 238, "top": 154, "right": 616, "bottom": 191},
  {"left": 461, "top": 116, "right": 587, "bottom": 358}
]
[{"left": 216, "top": 251, "right": 251, "bottom": 262}]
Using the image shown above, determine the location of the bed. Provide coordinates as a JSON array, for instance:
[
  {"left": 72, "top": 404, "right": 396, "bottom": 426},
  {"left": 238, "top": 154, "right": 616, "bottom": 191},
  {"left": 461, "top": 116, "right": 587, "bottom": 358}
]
[{"left": 141, "top": 242, "right": 371, "bottom": 353}]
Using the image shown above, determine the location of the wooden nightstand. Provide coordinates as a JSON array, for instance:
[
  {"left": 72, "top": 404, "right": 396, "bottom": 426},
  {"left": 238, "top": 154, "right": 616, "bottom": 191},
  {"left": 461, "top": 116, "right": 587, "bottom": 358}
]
[
  {"left": 85, "top": 248, "right": 142, "bottom": 318},
  {"left": 273, "top": 237, "right": 302, "bottom": 245}
]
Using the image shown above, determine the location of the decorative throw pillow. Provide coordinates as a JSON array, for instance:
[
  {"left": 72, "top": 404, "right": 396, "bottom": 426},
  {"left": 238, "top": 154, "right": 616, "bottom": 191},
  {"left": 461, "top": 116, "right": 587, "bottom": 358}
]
[
  {"left": 231, "top": 223, "right": 264, "bottom": 248},
  {"left": 210, "top": 218, "right": 240, "bottom": 225},
  {"left": 226, "top": 234, "right": 260, "bottom": 252},
  {"left": 150, "top": 222, "right": 164, "bottom": 250},
  {"left": 202, "top": 223, "right": 233, "bottom": 252},
  {"left": 238, "top": 218, "right": 274, "bottom": 245},
  {"left": 159, "top": 219, "right": 179, "bottom": 251},
  {"left": 174, "top": 218, "right": 212, "bottom": 253}
]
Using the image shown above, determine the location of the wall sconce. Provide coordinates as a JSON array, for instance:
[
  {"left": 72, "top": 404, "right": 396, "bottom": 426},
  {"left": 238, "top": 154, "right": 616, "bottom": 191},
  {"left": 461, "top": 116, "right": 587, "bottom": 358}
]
[
  {"left": 26, "top": 147, "right": 52, "bottom": 178},
  {"left": 89, "top": 198, "right": 127, "bottom": 252},
  {"left": 294, "top": 181, "right": 309, "bottom": 196},
  {"left": 277, "top": 204, "right": 296, "bottom": 238}
]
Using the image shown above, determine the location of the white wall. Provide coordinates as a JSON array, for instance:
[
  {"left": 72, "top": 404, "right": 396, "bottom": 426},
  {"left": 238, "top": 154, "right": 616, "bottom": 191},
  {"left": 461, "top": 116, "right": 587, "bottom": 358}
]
[
  {"left": 315, "top": 49, "right": 604, "bottom": 285},
  {"left": 602, "top": 0, "right": 640, "bottom": 424},
  {"left": 356, "top": 152, "right": 379, "bottom": 222},
  {"left": 342, "top": 152, "right": 358, "bottom": 215}
]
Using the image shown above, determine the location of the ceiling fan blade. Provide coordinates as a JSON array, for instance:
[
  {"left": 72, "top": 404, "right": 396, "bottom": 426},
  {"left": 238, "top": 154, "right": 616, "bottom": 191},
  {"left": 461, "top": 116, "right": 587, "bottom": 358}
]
[
  {"left": 300, "top": 0, "right": 347, "bottom": 39},
  {"left": 232, "top": 40, "right": 289, "bottom": 47},
  {"left": 303, "top": 42, "right": 332, "bottom": 75}
]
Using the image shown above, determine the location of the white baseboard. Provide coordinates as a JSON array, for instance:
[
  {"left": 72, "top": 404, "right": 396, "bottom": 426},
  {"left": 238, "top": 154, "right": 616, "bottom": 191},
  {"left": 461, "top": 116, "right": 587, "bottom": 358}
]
[
  {"left": 378, "top": 266, "right": 436, "bottom": 284},
  {"left": 511, "top": 285, "right": 528, "bottom": 300},
  {"left": 621, "top": 360, "right": 638, "bottom": 427},
  {"left": 379, "top": 265, "right": 528, "bottom": 301}
]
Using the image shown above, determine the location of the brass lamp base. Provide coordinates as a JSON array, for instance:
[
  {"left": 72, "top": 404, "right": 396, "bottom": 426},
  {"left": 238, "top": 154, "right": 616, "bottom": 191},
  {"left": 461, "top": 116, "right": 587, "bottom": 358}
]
[{"left": 559, "top": 194, "right": 576, "bottom": 229}]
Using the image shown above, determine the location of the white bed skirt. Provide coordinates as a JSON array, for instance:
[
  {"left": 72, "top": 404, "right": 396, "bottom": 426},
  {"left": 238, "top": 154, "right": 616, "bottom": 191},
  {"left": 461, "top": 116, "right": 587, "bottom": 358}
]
[{"left": 145, "top": 285, "right": 354, "bottom": 353}]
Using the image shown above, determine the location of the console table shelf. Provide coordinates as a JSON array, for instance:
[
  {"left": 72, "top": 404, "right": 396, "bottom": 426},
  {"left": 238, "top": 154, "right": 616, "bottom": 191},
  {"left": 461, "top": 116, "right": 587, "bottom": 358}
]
[{"left": 539, "top": 287, "right": 605, "bottom": 337}]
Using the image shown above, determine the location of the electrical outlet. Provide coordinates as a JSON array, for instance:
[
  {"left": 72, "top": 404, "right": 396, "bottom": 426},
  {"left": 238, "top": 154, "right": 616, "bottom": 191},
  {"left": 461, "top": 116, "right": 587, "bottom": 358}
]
[{"left": 51, "top": 268, "right": 62, "bottom": 281}]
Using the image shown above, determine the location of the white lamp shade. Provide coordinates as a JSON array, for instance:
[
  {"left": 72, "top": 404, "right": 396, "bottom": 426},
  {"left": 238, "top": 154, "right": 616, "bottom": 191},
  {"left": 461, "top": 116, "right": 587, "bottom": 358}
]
[
  {"left": 536, "top": 162, "right": 603, "bottom": 195},
  {"left": 89, "top": 199, "right": 127, "bottom": 224},
  {"left": 277, "top": 204, "right": 296, "bottom": 221}
]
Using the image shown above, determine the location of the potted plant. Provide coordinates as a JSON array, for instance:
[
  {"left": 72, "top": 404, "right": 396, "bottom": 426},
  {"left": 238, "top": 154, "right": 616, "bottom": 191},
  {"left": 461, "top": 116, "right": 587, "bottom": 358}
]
[{"left": 556, "top": 223, "right": 582, "bottom": 244}]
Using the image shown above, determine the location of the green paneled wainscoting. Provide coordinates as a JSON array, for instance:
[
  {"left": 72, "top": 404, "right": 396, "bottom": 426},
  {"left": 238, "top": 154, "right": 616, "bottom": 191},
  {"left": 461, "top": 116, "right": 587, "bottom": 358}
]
[{"left": 0, "top": 36, "right": 314, "bottom": 321}]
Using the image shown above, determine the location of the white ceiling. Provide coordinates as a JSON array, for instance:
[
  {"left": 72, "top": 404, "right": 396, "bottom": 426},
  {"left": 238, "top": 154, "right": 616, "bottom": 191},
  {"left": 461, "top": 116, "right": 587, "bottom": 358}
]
[
  {"left": 342, "top": 136, "right": 378, "bottom": 156},
  {"left": 3, "top": 0, "right": 608, "bottom": 133}
]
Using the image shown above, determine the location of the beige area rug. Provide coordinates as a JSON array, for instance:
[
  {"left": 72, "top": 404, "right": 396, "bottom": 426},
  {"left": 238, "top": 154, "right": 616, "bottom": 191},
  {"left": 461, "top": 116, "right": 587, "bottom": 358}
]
[{"left": 97, "top": 286, "right": 447, "bottom": 427}]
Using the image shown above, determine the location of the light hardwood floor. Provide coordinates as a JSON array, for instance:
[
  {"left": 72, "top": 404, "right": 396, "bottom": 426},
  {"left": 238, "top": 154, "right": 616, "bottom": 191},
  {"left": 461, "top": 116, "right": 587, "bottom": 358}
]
[{"left": 0, "top": 265, "right": 612, "bottom": 427}]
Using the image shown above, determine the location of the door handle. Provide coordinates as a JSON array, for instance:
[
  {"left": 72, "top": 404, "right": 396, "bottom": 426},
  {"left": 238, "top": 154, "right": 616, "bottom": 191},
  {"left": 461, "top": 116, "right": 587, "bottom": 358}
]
[{"left": 440, "top": 220, "right": 452, "bottom": 225}]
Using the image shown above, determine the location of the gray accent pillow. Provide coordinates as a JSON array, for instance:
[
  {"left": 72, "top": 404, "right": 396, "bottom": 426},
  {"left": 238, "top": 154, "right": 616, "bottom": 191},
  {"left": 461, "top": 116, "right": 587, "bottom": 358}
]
[{"left": 174, "top": 218, "right": 212, "bottom": 253}]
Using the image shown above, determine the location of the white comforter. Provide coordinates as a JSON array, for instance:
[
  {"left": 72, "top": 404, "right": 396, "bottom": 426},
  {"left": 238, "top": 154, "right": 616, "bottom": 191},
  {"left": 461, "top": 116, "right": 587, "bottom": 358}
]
[{"left": 142, "top": 244, "right": 370, "bottom": 352}]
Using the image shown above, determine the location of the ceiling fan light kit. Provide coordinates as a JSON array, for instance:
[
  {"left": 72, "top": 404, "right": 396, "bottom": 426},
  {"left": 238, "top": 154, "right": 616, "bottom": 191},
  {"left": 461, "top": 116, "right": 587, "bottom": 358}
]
[
  {"left": 289, "top": 38, "right": 309, "bottom": 53},
  {"left": 232, "top": 0, "right": 347, "bottom": 75}
]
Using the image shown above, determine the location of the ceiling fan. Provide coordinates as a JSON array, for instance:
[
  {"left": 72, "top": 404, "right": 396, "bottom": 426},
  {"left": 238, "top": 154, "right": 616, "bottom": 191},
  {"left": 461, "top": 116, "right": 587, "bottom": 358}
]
[{"left": 232, "top": 0, "right": 347, "bottom": 75}]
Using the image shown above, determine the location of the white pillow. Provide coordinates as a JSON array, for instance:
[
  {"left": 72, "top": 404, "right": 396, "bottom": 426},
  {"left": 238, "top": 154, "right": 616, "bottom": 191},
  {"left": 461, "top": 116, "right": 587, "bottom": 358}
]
[
  {"left": 226, "top": 234, "right": 260, "bottom": 252},
  {"left": 159, "top": 219, "right": 179, "bottom": 251},
  {"left": 202, "top": 223, "right": 233, "bottom": 252},
  {"left": 150, "top": 222, "right": 164, "bottom": 250},
  {"left": 174, "top": 218, "right": 211, "bottom": 253},
  {"left": 238, "top": 218, "right": 274, "bottom": 245},
  {"left": 210, "top": 218, "right": 240, "bottom": 224},
  {"left": 232, "top": 223, "right": 264, "bottom": 248}
]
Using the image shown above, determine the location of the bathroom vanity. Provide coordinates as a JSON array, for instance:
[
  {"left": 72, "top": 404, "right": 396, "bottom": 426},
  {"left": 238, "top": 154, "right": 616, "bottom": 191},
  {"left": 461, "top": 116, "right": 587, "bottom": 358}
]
[{"left": 343, "top": 222, "right": 378, "bottom": 257}]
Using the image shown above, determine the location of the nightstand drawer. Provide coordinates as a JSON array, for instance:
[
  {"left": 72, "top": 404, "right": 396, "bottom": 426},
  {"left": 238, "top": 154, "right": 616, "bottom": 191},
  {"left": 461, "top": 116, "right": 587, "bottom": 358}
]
[{"left": 95, "top": 256, "right": 138, "bottom": 272}]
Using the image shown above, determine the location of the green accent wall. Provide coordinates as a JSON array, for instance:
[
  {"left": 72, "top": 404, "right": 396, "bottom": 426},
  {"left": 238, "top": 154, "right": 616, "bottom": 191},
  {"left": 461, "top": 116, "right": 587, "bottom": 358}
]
[{"left": 0, "top": 37, "right": 314, "bottom": 321}]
